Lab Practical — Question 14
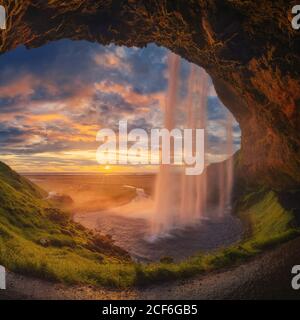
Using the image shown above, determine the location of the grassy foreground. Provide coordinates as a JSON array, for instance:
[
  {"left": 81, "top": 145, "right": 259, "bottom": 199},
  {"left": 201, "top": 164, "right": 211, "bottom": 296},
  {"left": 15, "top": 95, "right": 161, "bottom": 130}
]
[
  {"left": 0, "top": 161, "right": 299, "bottom": 287},
  {"left": 0, "top": 162, "right": 135, "bottom": 287}
]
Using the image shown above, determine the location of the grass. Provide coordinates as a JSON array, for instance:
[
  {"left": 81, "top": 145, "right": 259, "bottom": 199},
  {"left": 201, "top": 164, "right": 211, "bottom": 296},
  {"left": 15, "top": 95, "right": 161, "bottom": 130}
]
[
  {"left": 133, "top": 188, "right": 300, "bottom": 285},
  {"left": 0, "top": 160, "right": 299, "bottom": 288},
  {"left": 0, "top": 161, "right": 135, "bottom": 288}
]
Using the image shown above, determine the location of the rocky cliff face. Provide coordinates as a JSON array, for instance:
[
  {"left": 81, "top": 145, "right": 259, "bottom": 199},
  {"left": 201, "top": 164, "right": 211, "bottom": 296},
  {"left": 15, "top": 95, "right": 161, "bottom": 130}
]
[{"left": 1, "top": 0, "right": 299, "bottom": 189}]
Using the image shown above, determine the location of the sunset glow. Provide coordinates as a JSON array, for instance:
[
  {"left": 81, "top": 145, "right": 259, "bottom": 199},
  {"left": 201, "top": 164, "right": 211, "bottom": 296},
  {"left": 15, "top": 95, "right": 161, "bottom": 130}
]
[{"left": 0, "top": 41, "right": 240, "bottom": 173}]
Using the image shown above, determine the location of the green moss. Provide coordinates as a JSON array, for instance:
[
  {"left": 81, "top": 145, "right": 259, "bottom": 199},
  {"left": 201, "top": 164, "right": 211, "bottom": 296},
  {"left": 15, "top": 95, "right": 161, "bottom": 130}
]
[
  {"left": 238, "top": 190, "right": 299, "bottom": 248},
  {"left": 0, "top": 162, "right": 46, "bottom": 199},
  {"left": 0, "top": 161, "right": 133, "bottom": 288}
]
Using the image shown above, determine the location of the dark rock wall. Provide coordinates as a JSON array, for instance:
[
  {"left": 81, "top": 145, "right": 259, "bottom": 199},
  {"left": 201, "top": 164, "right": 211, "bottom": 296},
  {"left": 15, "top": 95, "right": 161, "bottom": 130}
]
[{"left": 1, "top": 0, "right": 300, "bottom": 189}]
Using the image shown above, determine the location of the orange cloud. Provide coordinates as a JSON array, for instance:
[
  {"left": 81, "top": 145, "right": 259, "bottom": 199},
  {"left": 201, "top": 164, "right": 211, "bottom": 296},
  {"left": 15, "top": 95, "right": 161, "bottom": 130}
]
[
  {"left": 93, "top": 52, "right": 131, "bottom": 72},
  {"left": 0, "top": 74, "right": 37, "bottom": 97}
]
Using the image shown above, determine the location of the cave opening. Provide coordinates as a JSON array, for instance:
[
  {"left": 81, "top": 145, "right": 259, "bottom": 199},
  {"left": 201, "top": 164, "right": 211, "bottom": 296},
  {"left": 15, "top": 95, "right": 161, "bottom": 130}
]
[
  {"left": 1, "top": 0, "right": 299, "bottom": 191},
  {"left": 0, "top": 39, "right": 243, "bottom": 261}
]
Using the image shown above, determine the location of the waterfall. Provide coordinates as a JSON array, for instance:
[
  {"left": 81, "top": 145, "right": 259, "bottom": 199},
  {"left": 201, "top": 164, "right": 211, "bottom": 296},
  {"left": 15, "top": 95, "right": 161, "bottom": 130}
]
[
  {"left": 217, "top": 110, "right": 234, "bottom": 216},
  {"left": 151, "top": 53, "right": 180, "bottom": 236},
  {"left": 150, "top": 52, "right": 234, "bottom": 238},
  {"left": 180, "top": 66, "right": 209, "bottom": 224}
]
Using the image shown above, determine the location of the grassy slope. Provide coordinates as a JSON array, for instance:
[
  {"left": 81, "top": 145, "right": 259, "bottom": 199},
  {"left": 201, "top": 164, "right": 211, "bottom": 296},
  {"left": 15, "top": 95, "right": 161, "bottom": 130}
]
[
  {"left": 0, "top": 162, "right": 135, "bottom": 287},
  {"left": 0, "top": 161, "right": 299, "bottom": 287}
]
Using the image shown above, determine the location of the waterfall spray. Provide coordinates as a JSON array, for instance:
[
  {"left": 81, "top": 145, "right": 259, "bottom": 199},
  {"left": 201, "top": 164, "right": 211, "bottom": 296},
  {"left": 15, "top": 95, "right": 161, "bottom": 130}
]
[
  {"left": 150, "top": 53, "right": 234, "bottom": 238},
  {"left": 151, "top": 54, "right": 210, "bottom": 237},
  {"left": 180, "top": 66, "right": 209, "bottom": 224},
  {"left": 225, "top": 111, "right": 234, "bottom": 207},
  {"left": 217, "top": 109, "right": 234, "bottom": 216},
  {"left": 151, "top": 53, "right": 180, "bottom": 236}
]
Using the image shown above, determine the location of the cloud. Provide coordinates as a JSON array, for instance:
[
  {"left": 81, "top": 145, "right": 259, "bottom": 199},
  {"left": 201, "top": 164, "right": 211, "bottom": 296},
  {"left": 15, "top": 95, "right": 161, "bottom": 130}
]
[
  {"left": 93, "top": 51, "right": 131, "bottom": 73},
  {"left": 0, "top": 40, "right": 240, "bottom": 172}
]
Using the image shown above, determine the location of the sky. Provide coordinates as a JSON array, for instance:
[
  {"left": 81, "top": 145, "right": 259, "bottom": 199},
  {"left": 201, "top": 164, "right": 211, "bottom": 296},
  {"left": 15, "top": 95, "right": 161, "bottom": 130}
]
[{"left": 0, "top": 40, "right": 240, "bottom": 173}]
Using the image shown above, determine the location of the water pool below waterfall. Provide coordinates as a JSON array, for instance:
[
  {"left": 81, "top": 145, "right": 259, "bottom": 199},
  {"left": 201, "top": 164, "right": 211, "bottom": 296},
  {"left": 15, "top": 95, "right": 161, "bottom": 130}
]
[{"left": 75, "top": 190, "right": 243, "bottom": 262}]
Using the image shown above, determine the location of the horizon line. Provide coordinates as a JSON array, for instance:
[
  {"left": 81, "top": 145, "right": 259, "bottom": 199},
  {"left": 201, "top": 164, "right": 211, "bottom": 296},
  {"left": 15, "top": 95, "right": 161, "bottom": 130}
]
[{"left": 20, "top": 171, "right": 157, "bottom": 176}]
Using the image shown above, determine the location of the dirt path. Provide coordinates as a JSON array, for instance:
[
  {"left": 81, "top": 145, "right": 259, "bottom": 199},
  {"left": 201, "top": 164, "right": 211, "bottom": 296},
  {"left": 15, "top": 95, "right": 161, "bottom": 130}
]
[{"left": 1, "top": 237, "right": 300, "bottom": 300}]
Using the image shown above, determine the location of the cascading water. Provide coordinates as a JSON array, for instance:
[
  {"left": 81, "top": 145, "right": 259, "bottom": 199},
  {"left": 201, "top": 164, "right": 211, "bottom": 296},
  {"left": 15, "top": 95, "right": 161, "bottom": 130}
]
[
  {"left": 150, "top": 53, "right": 235, "bottom": 238},
  {"left": 180, "top": 66, "right": 209, "bottom": 224},
  {"left": 217, "top": 110, "right": 235, "bottom": 217},
  {"left": 225, "top": 111, "right": 234, "bottom": 205},
  {"left": 151, "top": 53, "right": 180, "bottom": 236}
]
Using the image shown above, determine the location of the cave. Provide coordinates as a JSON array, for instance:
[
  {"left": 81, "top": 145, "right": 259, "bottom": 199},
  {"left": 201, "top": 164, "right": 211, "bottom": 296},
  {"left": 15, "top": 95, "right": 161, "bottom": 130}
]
[
  {"left": 1, "top": 0, "right": 299, "bottom": 190},
  {"left": 0, "top": 1, "right": 300, "bottom": 300}
]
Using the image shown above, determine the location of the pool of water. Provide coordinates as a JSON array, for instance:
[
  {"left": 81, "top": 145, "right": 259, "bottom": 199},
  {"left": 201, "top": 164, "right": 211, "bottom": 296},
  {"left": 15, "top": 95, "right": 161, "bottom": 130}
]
[{"left": 75, "top": 190, "right": 243, "bottom": 262}]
